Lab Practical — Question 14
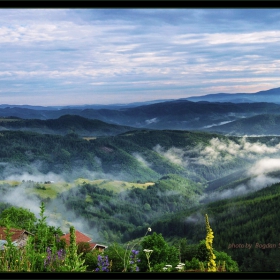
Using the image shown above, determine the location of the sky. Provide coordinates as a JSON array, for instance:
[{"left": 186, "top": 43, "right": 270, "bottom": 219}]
[{"left": 1, "top": 8, "right": 280, "bottom": 106}]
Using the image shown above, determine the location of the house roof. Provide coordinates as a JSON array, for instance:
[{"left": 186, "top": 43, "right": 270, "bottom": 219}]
[
  {"left": 0, "top": 227, "right": 32, "bottom": 242},
  {"left": 61, "top": 230, "right": 107, "bottom": 249},
  {"left": 61, "top": 230, "right": 92, "bottom": 245},
  {"left": 89, "top": 243, "right": 108, "bottom": 249}
]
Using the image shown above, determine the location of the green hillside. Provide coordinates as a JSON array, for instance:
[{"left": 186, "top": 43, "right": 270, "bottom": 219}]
[{"left": 141, "top": 181, "right": 280, "bottom": 271}]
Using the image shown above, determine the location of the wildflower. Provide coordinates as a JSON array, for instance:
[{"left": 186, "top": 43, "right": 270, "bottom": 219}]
[
  {"left": 205, "top": 214, "right": 216, "bottom": 272},
  {"left": 96, "top": 254, "right": 110, "bottom": 272},
  {"left": 163, "top": 264, "right": 173, "bottom": 272},
  {"left": 129, "top": 249, "right": 140, "bottom": 272},
  {"left": 143, "top": 249, "right": 153, "bottom": 272},
  {"left": 143, "top": 249, "right": 153, "bottom": 253},
  {"left": 148, "top": 227, "right": 152, "bottom": 232}
]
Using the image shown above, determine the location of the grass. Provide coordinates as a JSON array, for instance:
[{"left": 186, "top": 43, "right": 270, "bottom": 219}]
[
  {"left": 74, "top": 178, "right": 155, "bottom": 193},
  {"left": 0, "top": 180, "right": 20, "bottom": 187},
  {"left": 0, "top": 179, "right": 155, "bottom": 199}
]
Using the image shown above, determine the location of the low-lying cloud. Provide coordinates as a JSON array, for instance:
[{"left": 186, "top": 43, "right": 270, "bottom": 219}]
[
  {"left": 132, "top": 152, "right": 152, "bottom": 168},
  {"left": 153, "top": 144, "right": 187, "bottom": 166},
  {"left": 202, "top": 157, "right": 280, "bottom": 202},
  {"left": 153, "top": 137, "right": 280, "bottom": 167}
]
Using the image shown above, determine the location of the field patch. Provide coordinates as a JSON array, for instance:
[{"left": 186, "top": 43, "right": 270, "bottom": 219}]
[{"left": 74, "top": 178, "right": 155, "bottom": 193}]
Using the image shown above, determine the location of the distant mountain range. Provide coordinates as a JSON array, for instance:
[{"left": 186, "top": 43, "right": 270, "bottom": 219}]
[
  {"left": 185, "top": 87, "right": 280, "bottom": 103},
  {"left": 1, "top": 87, "right": 280, "bottom": 135},
  {"left": 1, "top": 100, "right": 280, "bottom": 133}
]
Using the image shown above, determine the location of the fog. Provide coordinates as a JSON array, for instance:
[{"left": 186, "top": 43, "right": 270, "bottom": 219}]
[
  {"left": 153, "top": 137, "right": 280, "bottom": 167},
  {"left": 201, "top": 157, "right": 280, "bottom": 202}
]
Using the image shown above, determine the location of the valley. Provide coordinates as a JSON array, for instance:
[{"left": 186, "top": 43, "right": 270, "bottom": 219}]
[{"left": 1, "top": 90, "right": 280, "bottom": 271}]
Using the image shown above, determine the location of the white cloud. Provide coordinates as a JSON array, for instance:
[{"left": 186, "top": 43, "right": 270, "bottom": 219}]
[{"left": 1, "top": 9, "right": 280, "bottom": 105}]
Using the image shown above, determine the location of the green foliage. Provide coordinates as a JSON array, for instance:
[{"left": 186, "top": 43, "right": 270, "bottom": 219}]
[
  {"left": 0, "top": 206, "right": 37, "bottom": 232},
  {"left": 214, "top": 250, "right": 239, "bottom": 272},
  {"left": 185, "top": 257, "right": 200, "bottom": 270},
  {"left": 77, "top": 241, "right": 91, "bottom": 256},
  {"left": 195, "top": 240, "right": 211, "bottom": 262},
  {"left": 83, "top": 250, "right": 99, "bottom": 272},
  {"left": 138, "top": 232, "right": 179, "bottom": 272},
  {"left": 60, "top": 226, "right": 87, "bottom": 272},
  {"left": 105, "top": 242, "right": 126, "bottom": 272}
]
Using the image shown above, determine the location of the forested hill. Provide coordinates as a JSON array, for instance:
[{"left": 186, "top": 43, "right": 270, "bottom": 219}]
[
  {"left": 0, "top": 129, "right": 230, "bottom": 183},
  {"left": 1, "top": 129, "right": 280, "bottom": 184},
  {"left": 141, "top": 180, "right": 280, "bottom": 271},
  {"left": 0, "top": 115, "right": 139, "bottom": 136}
]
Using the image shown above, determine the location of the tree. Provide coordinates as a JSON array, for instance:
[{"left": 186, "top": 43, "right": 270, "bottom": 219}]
[
  {"left": 0, "top": 206, "right": 37, "bottom": 232},
  {"left": 138, "top": 232, "right": 179, "bottom": 272},
  {"left": 214, "top": 250, "right": 239, "bottom": 272},
  {"left": 195, "top": 240, "right": 211, "bottom": 262}
]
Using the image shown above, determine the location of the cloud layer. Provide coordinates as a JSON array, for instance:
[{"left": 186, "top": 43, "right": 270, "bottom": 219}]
[{"left": 1, "top": 9, "right": 280, "bottom": 105}]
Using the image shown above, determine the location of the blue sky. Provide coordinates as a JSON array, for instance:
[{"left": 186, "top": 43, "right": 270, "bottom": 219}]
[{"left": 1, "top": 8, "right": 280, "bottom": 106}]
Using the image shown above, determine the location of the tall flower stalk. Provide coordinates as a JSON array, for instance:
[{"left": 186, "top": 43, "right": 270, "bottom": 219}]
[
  {"left": 143, "top": 249, "right": 153, "bottom": 272},
  {"left": 205, "top": 214, "right": 216, "bottom": 272}
]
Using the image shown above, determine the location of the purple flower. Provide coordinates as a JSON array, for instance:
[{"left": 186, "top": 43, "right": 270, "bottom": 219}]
[{"left": 96, "top": 255, "right": 110, "bottom": 272}]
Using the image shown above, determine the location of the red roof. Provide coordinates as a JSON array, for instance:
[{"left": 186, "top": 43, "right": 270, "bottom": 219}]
[
  {"left": 61, "top": 230, "right": 107, "bottom": 249},
  {"left": 0, "top": 227, "right": 30, "bottom": 242},
  {"left": 61, "top": 230, "right": 92, "bottom": 245}
]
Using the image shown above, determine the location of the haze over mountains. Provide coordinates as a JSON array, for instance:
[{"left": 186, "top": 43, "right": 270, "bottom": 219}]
[
  {"left": 185, "top": 87, "right": 280, "bottom": 104},
  {"left": 1, "top": 86, "right": 280, "bottom": 135}
]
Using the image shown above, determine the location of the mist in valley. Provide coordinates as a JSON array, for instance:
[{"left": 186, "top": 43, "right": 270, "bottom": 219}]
[{"left": 1, "top": 132, "right": 280, "bottom": 243}]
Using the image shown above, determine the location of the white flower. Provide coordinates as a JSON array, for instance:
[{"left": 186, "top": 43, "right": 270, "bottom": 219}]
[
  {"left": 143, "top": 249, "right": 153, "bottom": 253},
  {"left": 163, "top": 267, "right": 167, "bottom": 270},
  {"left": 148, "top": 227, "right": 152, "bottom": 232},
  {"left": 165, "top": 265, "right": 172, "bottom": 267},
  {"left": 176, "top": 264, "right": 184, "bottom": 270}
]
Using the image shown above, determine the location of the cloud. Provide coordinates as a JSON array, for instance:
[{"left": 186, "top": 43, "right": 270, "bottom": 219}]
[
  {"left": 201, "top": 157, "right": 280, "bottom": 203},
  {"left": 195, "top": 137, "right": 280, "bottom": 165},
  {"left": 1, "top": 9, "right": 280, "bottom": 105},
  {"left": 0, "top": 182, "right": 42, "bottom": 216},
  {"left": 203, "top": 121, "right": 234, "bottom": 129},
  {"left": 132, "top": 152, "right": 152, "bottom": 168},
  {"left": 145, "top": 118, "right": 158, "bottom": 125},
  {"left": 153, "top": 144, "right": 187, "bottom": 166},
  {"left": 247, "top": 158, "right": 280, "bottom": 176}
]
